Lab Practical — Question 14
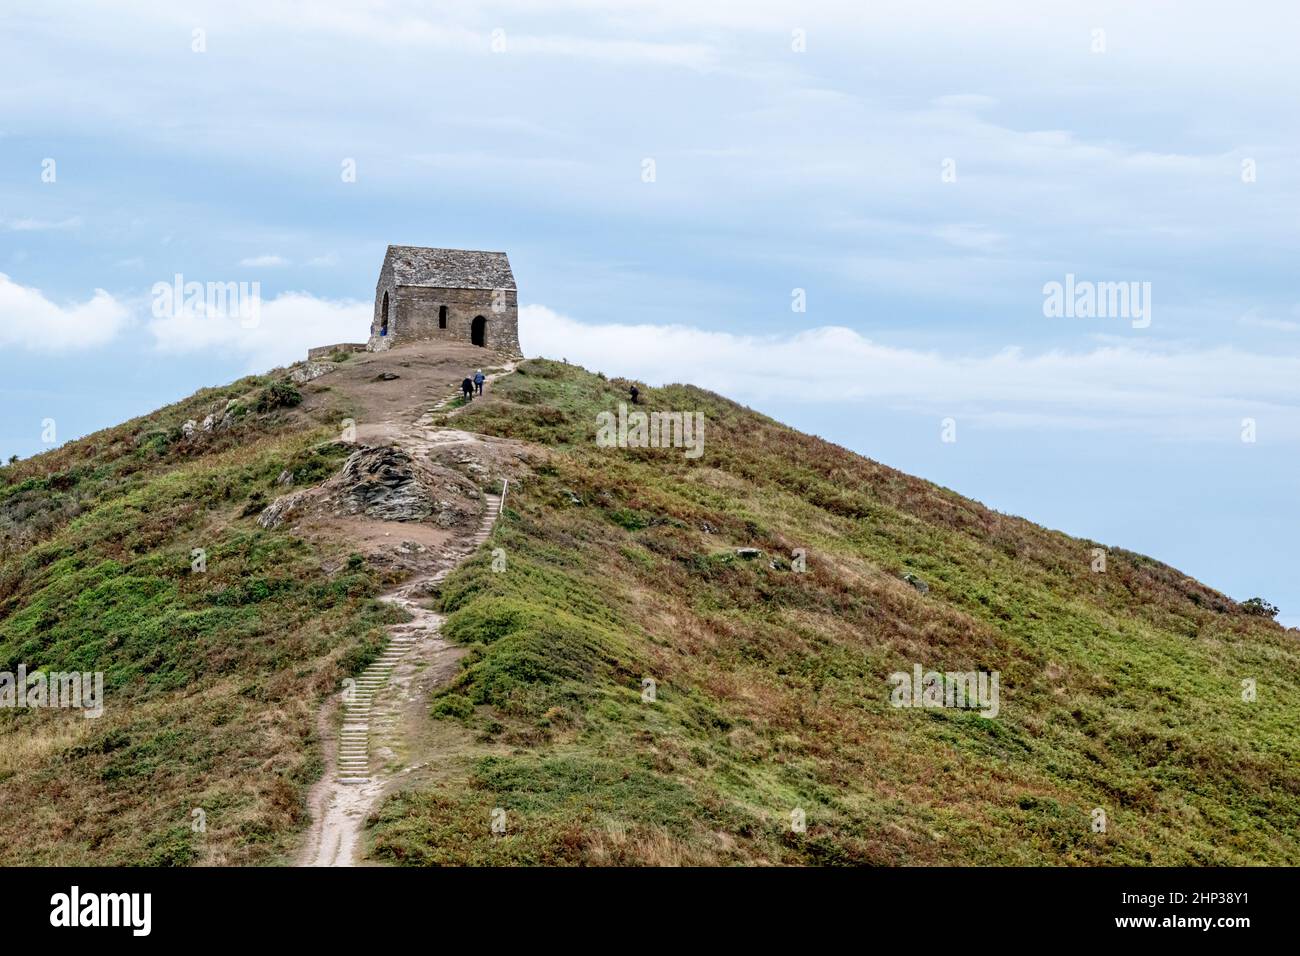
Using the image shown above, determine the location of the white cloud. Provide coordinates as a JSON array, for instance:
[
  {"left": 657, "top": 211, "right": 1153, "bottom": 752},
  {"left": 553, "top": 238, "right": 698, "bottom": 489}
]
[
  {"left": 519, "top": 304, "right": 1300, "bottom": 440},
  {"left": 1237, "top": 311, "right": 1300, "bottom": 333},
  {"left": 148, "top": 291, "right": 370, "bottom": 371},
  {"left": 0, "top": 273, "right": 130, "bottom": 351},
  {"left": 239, "top": 254, "right": 289, "bottom": 267},
  {"left": 931, "top": 94, "right": 998, "bottom": 112},
  {"left": 1, "top": 216, "right": 83, "bottom": 231},
  {"left": 932, "top": 223, "right": 1004, "bottom": 251}
]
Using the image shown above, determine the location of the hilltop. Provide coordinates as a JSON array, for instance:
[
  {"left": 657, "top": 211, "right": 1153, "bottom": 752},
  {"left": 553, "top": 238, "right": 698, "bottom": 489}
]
[{"left": 1, "top": 343, "right": 1296, "bottom": 865}]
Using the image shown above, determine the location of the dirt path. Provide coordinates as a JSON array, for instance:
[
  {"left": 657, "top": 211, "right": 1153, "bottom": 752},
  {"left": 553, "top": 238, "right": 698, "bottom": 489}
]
[
  {"left": 296, "top": 354, "right": 519, "bottom": 867},
  {"left": 298, "top": 498, "right": 498, "bottom": 866}
]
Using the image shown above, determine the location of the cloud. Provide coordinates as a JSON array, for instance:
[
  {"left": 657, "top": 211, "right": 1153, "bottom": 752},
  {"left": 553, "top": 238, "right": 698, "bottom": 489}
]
[
  {"left": 0, "top": 273, "right": 130, "bottom": 351},
  {"left": 147, "top": 290, "right": 370, "bottom": 371},
  {"left": 1, "top": 216, "right": 83, "bottom": 231},
  {"left": 932, "top": 223, "right": 1004, "bottom": 251},
  {"left": 1237, "top": 311, "right": 1300, "bottom": 333},
  {"left": 931, "top": 94, "right": 998, "bottom": 112},
  {"left": 519, "top": 304, "right": 1300, "bottom": 440},
  {"left": 239, "top": 254, "right": 289, "bottom": 267}
]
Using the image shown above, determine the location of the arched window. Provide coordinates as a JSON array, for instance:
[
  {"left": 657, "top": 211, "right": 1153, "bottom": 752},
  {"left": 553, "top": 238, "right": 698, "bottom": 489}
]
[
  {"left": 471, "top": 315, "right": 486, "bottom": 347},
  {"left": 438, "top": 305, "right": 448, "bottom": 329},
  {"left": 380, "top": 291, "right": 389, "bottom": 336}
]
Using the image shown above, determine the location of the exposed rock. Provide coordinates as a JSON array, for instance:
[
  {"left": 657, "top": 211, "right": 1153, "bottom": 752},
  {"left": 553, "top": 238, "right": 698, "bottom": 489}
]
[
  {"left": 291, "top": 361, "right": 336, "bottom": 384},
  {"left": 201, "top": 414, "right": 216, "bottom": 432},
  {"left": 903, "top": 572, "right": 929, "bottom": 594},
  {"left": 258, "top": 445, "right": 483, "bottom": 532},
  {"left": 735, "top": 547, "right": 763, "bottom": 560},
  {"left": 181, "top": 419, "right": 197, "bottom": 438},
  {"left": 330, "top": 447, "right": 437, "bottom": 521},
  {"left": 700, "top": 521, "right": 716, "bottom": 534},
  {"left": 374, "top": 372, "right": 401, "bottom": 381},
  {"left": 276, "top": 470, "right": 294, "bottom": 486},
  {"left": 561, "top": 489, "right": 584, "bottom": 506},
  {"left": 258, "top": 489, "right": 310, "bottom": 529}
]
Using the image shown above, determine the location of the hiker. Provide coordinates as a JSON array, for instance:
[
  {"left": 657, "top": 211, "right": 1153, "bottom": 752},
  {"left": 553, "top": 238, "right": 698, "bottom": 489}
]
[
  {"left": 629, "top": 384, "right": 639, "bottom": 405},
  {"left": 474, "top": 369, "right": 485, "bottom": 395},
  {"left": 461, "top": 377, "right": 474, "bottom": 401}
]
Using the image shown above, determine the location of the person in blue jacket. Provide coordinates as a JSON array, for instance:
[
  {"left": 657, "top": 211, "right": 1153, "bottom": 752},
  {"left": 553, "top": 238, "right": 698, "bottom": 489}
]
[{"left": 474, "top": 369, "right": 486, "bottom": 395}]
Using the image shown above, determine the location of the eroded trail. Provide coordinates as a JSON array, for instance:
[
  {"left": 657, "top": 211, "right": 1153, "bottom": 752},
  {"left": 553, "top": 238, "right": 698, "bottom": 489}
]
[
  {"left": 298, "top": 497, "right": 499, "bottom": 867},
  {"left": 294, "top": 353, "right": 524, "bottom": 867}
]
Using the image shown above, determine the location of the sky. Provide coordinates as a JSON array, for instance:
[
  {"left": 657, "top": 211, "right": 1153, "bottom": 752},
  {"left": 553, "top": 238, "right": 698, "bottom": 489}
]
[{"left": 1, "top": 1, "right": 1297, "bottom": 624}]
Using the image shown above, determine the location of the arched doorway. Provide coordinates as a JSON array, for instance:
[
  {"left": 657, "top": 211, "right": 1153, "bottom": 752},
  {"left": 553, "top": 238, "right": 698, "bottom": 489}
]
[
  {"left": 380, "top": 292, "right": 390, "bottom": 336},
  {"left": 471, "top": 315, "right": 486, "bottom": 347},
  {"left": 438, "top": 305, "right": 448, "bottom": 329}
]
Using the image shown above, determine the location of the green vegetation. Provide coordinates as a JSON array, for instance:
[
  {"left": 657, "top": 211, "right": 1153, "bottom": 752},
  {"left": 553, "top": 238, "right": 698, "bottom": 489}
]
[
  {"left": 1241, "top": 597, "right": 1280, "bottom": 619},
  {"left": 367, "top": 359, "right": 1300, "bottom": 865},
  {"left": 2, "top": 355, "right": 1295, "bottom": 866},
  {"left": 0, "top": 372, "right": 391, "bottom": 864}
]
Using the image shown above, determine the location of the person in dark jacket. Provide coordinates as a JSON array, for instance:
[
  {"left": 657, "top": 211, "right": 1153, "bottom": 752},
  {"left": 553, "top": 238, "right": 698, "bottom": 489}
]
[
  {"left": 474, "top": 369, "right": 486, "bottom": 395},
  {"left": 461, "top": 377, "right": 474, "bottom": 401},
  {"left": 629, "top": 384, "right": 639, "bottom": 405}
]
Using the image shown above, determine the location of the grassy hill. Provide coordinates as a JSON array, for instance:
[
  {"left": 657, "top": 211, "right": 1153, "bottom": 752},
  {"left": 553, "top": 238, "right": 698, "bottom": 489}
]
[
  {"left": 0, "top": 371, "right": 393, "bottom": 864},
  {"left": 2, "top": 353, "right": 1296, "bottom": 865}
]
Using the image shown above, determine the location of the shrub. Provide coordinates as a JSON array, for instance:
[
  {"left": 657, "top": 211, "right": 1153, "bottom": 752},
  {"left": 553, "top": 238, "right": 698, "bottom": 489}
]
[
  {"left": 254, "top": 381, "right": 302, "bottom": 413},
  {"left": 1241, "top": 597, "right": 1280, "bottom": 619},
  {"left": 431, "top": 693, "right": 475, "bottom": 720}
]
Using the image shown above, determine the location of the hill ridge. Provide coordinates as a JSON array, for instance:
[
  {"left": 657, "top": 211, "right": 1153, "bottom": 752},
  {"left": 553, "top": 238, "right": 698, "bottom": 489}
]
[{"left": 0, "top": 343, "right": 1295, "bottom": 865}]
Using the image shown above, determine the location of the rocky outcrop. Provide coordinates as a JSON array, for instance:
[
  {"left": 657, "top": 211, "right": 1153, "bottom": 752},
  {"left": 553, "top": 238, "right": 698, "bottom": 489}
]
[
  {"left": 291, "top": 361, "right": 336, "bottom": 384},
  {"left": 258, "top": 445, "right": 482, "bottom": 530},
  {"left": 902, "top": 572, "right": 930, "bottom": 594},
  {"left": 330, "top": 447, "right": 438, "bottom": 522},
  {"left": 258, "top": 489, "right": 312, "bottom": 529}
]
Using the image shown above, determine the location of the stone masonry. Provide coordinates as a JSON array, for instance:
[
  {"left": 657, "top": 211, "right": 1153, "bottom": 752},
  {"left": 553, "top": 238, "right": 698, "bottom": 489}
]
[{"left": 368, "top": 246, "right": 521, "bottom": 355}]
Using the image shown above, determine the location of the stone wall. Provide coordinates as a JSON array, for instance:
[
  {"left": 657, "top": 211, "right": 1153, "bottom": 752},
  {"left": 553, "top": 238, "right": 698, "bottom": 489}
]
[
  {"left": 368, "top": 283, "right": 520, "bottom": 355},
  {"left": 307, "top": 342, "right": 367, "bottom": 361}
]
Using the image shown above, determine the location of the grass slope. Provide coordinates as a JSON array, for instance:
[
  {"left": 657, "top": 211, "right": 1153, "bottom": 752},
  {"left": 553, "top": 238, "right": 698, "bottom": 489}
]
[
  {"left": 368, "top": 360, "right": 1299, "bottom": 865},
  {"left": 1, "top": 356, "right": 1294, "bottom": 865},
  {"left": 0, "top": 374, "right": 395, "bottom": 864}
]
